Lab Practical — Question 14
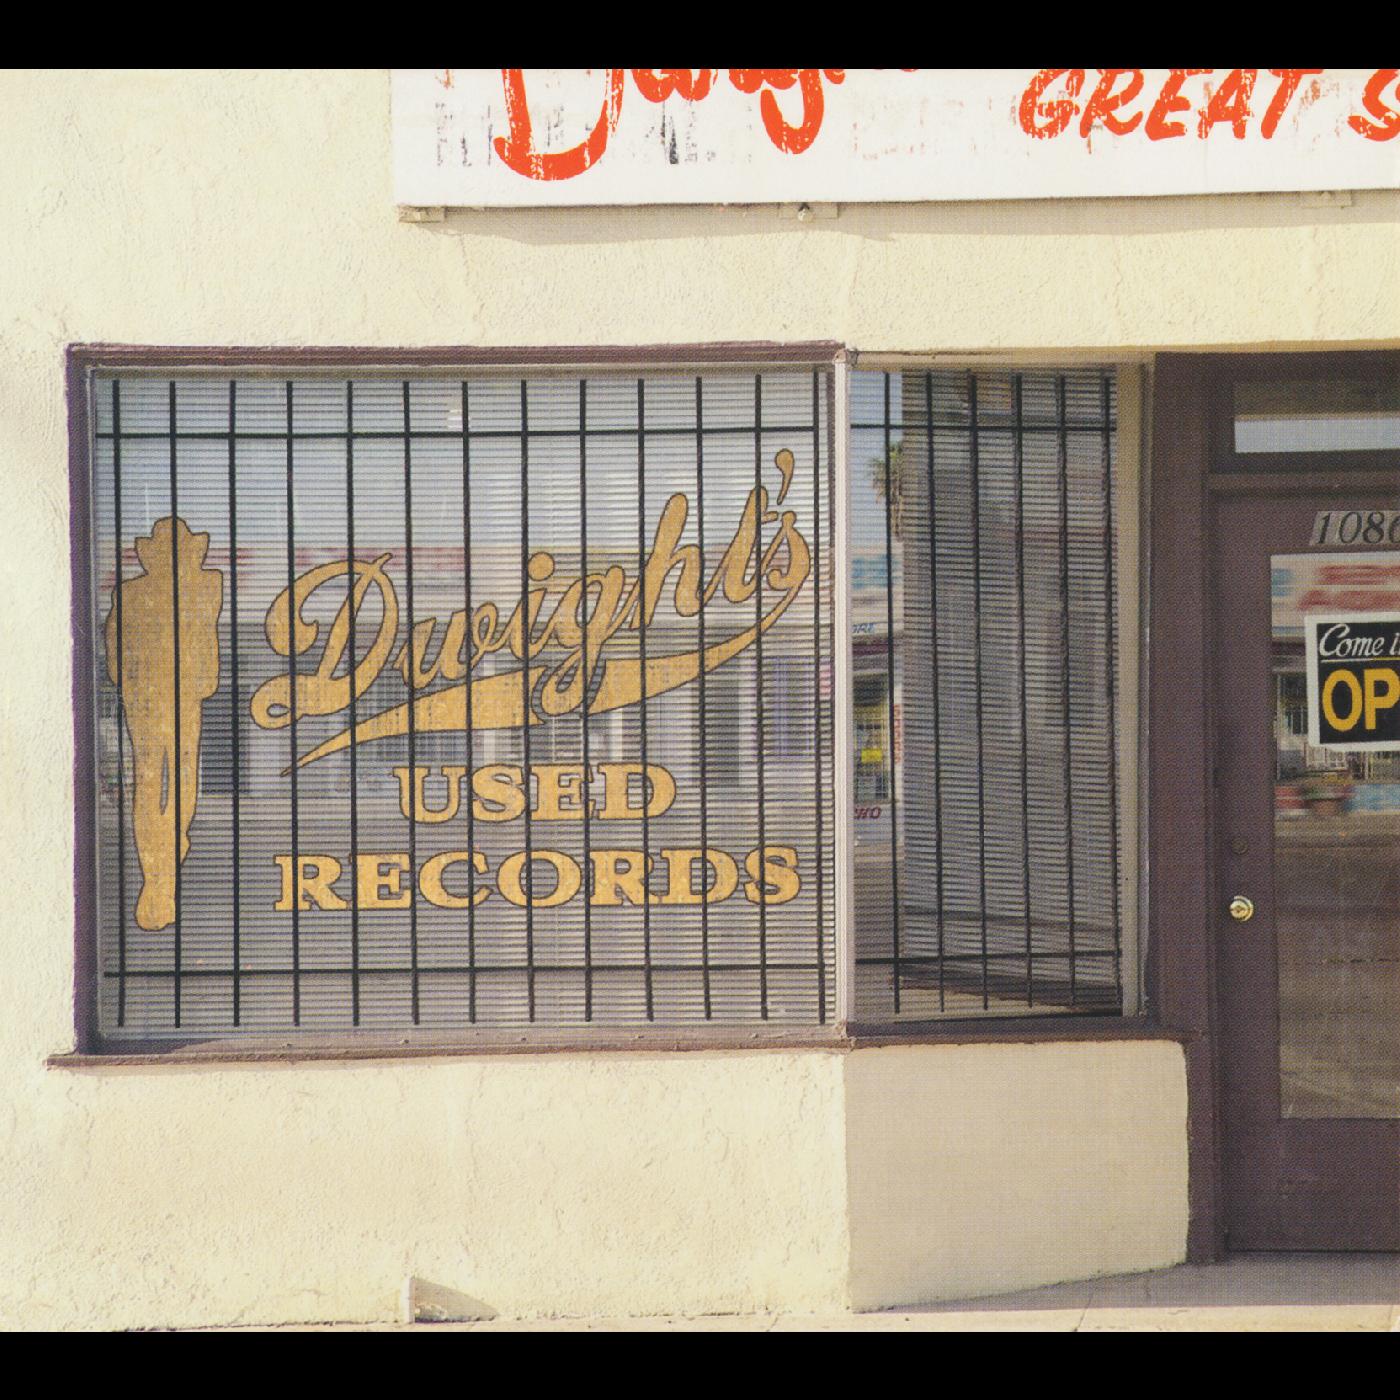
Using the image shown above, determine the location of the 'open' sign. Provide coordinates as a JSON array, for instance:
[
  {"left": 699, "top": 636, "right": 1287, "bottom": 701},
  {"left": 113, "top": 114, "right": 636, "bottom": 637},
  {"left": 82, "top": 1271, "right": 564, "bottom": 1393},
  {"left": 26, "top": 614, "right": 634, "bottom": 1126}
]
[{"left": 1306, "top": 614, "right": 1400, "bottom": 750}]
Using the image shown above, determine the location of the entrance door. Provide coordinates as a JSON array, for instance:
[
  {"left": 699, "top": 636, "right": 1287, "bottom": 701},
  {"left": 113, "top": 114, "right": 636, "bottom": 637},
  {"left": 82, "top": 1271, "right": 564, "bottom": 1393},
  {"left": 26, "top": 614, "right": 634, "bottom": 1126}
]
[{"left": 1213, "top": 489, "right": 1400, "bottom": 1249}]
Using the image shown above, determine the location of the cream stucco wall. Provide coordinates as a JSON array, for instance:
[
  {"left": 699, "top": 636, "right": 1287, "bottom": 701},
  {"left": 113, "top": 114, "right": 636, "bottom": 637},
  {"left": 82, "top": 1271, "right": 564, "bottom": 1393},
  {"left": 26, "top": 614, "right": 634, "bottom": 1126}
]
[
  {"left": 4, "top": 1052, "right": 851, "bottom": 1328},
  {"left": 0, "top": 69, "right": 1392, "bottom": 1328},
  {"left": 845, "top": 1043, "right": 1190, "bottom": 1310}
]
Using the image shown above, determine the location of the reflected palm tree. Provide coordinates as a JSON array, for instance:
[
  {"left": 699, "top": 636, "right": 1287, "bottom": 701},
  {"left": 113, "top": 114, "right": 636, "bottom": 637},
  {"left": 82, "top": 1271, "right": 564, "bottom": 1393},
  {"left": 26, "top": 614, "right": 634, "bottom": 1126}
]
[{"left": 869, "top": 440, "right": 905, "bottom": 541}]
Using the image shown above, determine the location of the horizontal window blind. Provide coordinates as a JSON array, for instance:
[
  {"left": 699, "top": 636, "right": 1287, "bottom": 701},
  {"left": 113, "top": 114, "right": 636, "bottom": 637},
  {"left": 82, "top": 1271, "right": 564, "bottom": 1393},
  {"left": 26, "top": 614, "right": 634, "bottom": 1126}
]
[
  {"left": 851, "top": 368, "right": 1124, "bottom": 1018},
  {"left": 90, "top": 368, "right": 835, "bottom": 1037}
]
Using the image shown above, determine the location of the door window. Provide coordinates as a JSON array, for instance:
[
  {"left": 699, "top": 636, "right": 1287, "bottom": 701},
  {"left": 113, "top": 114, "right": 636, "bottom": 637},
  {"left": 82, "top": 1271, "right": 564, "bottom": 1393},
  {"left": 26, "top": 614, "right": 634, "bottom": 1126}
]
[{"left": 1273, "top": 552, "right": 1400, "bottom": 1119}]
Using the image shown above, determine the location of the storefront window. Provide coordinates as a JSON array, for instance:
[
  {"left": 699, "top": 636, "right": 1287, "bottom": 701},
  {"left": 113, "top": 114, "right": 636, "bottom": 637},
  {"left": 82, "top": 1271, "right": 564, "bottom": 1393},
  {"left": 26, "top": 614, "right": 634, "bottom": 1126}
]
[
  {"left": 851, "top": 368, "right": 1129, "bottom": 1018},
  {"left": 80, "top": 354, "right": 1137, "bottom": 1047},
  {"left": 89, "top": 364, "right": 836, "bottom": 1038}
]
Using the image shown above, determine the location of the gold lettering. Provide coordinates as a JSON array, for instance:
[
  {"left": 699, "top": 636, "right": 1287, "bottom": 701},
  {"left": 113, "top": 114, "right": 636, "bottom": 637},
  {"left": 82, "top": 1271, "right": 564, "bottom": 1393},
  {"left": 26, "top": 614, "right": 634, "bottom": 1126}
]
[
  {"left": 596, "top": 762, "right": 676, "bottom": 819},
  {"left": 259, "top": 457, "right": 816, "bottom": 770},
  {"left": 394, "top": 615, "right": 460, "bottom": 689},
  {"left": 636, "top": 494, "right": 705, "bottom": 625},
  {"left": 252, "top": 553, "right": 398, "bottom": 728},
  {"left": 534, "top": 764, "right": 588, "bottom": 820},
  {"left": 419, "top": 850, "right": 489, "bottom": 908},
  {"left": 761, "top": 507, "right": 810, "bottom": 595},
  {"left": 744, "top": 846, "right": 801, "bottom": 905},
  {"left": 657, "top": 848, "right": 739, "bottom": 905},
  {"left": 358, "top": 853, "right": 412, "bottom": 909},
  {"left": 273, "top": 854, "right": 349, "bottom": 911},
  {"left": 469, "top": 602, "right": 505, "bottom": 665},
  {"left": 498, "top": 849, "right": 582, "bottom": 908},
  {"left": 537, "top": 567, "right": 637, "bottom": 718},
  {"left": 589, "top": 849, "right": 652, "bottom": 906},
  {"left": 393, "top": 765, "right": 466, "bottom": 823},
  {"left": 472, "top": 765, "right": 527, "bottom": 822},
  {"left": 708, "top": 486, "right": 761, "bottom": 605}
]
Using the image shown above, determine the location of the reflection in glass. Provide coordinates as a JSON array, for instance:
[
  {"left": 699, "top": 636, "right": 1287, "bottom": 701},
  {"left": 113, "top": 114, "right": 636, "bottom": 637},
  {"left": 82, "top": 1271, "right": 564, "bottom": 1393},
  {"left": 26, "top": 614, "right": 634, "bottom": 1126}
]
[{"left": 1272, "top": 552, "right": 1400, "bottom": 1118}]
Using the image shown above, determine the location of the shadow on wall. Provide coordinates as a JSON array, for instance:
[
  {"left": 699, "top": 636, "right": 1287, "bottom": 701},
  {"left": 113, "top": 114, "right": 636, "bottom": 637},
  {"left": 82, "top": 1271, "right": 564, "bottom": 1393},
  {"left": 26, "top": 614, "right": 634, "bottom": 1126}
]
[
  {"left": 842, "top": 1041, "right": 1191, "bottom": 1311},
  {"left": 904, "top": 1252, "right": 1400, "bottom": 1313},
  {"left": 407, "top": 189, "right": 1400, "bottom": 252},
  {"left": 402, "top": 1277, "right": 498, "bottom": 1323}
]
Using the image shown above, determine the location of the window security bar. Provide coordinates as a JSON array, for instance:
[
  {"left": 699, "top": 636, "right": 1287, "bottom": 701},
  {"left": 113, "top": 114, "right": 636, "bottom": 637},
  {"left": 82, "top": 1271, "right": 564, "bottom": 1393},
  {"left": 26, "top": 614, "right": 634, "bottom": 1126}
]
[
  {"left": 92, "top": 369, "right": 836, "bottom": 1036},
  {"left": 850, "top": 368, "right": 1123, "bottom": 1019}
]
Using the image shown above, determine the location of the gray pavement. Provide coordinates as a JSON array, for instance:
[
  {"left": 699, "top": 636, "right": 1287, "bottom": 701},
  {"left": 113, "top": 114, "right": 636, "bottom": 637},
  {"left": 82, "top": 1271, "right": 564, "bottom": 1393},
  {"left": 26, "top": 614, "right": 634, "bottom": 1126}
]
[{"left": 201, "top": 1253, "right": 1400, "bottom": 1331}]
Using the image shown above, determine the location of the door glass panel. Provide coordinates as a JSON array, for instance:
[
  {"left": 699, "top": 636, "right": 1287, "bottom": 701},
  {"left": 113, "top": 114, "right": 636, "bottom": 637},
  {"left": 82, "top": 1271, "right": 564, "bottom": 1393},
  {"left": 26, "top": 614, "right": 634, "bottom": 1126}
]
[{"left": 1272, "top": 552, "right": 1400, "bottom": 1118}]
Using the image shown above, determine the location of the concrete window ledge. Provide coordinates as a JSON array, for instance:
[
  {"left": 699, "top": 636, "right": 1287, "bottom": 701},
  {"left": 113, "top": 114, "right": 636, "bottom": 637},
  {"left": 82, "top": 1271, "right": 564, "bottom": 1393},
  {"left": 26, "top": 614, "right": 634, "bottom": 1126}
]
[{"left": 46, "top": 1018, "right": 1184, "bottom": 1070}]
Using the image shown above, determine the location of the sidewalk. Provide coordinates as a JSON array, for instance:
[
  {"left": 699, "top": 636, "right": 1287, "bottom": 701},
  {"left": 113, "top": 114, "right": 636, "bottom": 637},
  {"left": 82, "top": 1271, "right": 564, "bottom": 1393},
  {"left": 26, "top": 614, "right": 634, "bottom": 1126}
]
[{"left": 209, "top": 1253, "right": 1400, "bottom": 1331}]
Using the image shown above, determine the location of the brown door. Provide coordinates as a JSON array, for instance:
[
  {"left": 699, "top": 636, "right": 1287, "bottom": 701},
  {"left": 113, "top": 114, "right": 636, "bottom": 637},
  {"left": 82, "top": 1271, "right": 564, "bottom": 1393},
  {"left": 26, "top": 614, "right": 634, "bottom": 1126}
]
[{"left": 1212, "top": 488, "right": 1400, "bottom": 1250}]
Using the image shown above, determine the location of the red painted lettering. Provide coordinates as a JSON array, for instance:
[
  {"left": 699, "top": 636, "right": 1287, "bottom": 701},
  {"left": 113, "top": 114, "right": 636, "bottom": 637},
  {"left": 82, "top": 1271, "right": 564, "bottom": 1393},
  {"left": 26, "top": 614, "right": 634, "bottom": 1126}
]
[
  {"left": 1018, "top": 69, "right": 1085, "bottom": 139},
  {"left": 1261, "top": 69, "right": 1322, "bottom": 138},
  {"left": 1144, "top": 70, "right": 1211, "bottom": 140},
  {"left": 631, "top": 69, "right": 718, "bottom": 103},
  {"left": 1197, "top": 69, "right": 1257, "bottom": 139},
  {"left": 493, "top": 68, "right": 626, "bottom": 182},
  {"left": 728, "top": 69, "right": 845, "bottom": 155},
  {"left": 1079, "top": 69, "right": 1144, "bottom": 137},
  {"left": 1348, "top": 69, "right": 1400, "bottom": 141},
  {"left": 1320, "top": 563, "right": 1400, "bottom": 585}
]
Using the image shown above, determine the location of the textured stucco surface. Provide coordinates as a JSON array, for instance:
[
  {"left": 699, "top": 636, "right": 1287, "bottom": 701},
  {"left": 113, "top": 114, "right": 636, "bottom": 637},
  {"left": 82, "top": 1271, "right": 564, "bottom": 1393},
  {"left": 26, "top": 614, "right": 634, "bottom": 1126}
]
[
  {"left": 0, "top": 70, "right": 1391, "bottom": 1328},
  {"left": 3, "top": 1052, "right": 849, "bottom": 1329},
  {"left": 844, "top": 1042, "right": 1191, "bottom": 1310}
]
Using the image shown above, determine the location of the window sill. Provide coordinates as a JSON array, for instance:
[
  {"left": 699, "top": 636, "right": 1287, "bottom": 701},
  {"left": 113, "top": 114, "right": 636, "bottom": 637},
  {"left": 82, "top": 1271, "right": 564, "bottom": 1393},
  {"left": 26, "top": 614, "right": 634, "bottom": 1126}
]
[
  {"left": 48, "top": 1025, "right": 847, "bottom": 1067},
  {"left": 48, "top": 1017, "right": 1184, "bottom": 1068},
  {"left": 845, "top": 1015, "right": 1186, "bottom": 1049}
]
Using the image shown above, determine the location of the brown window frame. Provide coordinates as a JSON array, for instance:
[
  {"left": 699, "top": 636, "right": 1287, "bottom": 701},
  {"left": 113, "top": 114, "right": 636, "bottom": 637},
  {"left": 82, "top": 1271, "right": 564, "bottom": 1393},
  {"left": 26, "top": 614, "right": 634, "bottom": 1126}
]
[{"left": 60, "top": 341, "right": 1167, "bottom": 1065}]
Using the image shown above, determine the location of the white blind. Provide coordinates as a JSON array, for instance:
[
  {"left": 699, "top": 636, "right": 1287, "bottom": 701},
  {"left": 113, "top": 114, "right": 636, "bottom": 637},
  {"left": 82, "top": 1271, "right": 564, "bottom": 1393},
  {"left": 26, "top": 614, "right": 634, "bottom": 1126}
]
[
  {"left": 851, "top": 368, "right": 1123, "bottom": 1018},
  {"left": 91, "top": 368, "right": 835, "bottom": 1037}
]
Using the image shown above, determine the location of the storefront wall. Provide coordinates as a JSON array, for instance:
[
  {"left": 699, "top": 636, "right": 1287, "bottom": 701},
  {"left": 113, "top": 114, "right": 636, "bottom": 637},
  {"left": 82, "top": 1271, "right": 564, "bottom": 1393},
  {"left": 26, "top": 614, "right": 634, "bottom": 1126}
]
[
  {"left": 1, "top": 71, "right": 1393, "bottom": 1328},
  {"left": 846, "top": 1042, "right": 1188, "bottom": 1310}
]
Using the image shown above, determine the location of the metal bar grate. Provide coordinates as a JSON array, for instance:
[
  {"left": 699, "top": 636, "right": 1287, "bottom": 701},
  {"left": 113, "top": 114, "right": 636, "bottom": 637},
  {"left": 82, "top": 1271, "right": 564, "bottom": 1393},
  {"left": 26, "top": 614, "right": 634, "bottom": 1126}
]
[
  {"left": 636, "top": 379, "right": 653, "bottom": 1019},
  {"left": 91, "top": 368, "right": 835, "bottom": 1037},
  {"left": 851, "top": 368, "right": 1123, "bottom": 1019},
  {"left": 228, "top": 381, "right": 242, "bottom": 1024},
  {"left": 284, "top": 381, "right": 301, "bottom": 1024},
  {"left": 345, "top": 381, "right": 361, "bottom": 1024}
]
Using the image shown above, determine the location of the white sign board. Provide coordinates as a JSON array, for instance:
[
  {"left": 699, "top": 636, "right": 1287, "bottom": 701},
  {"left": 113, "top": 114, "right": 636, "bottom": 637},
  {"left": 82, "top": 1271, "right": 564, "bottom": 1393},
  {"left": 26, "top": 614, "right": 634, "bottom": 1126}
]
[{"left": 393, "top": 69, "right": 1400, "bottom": 208}]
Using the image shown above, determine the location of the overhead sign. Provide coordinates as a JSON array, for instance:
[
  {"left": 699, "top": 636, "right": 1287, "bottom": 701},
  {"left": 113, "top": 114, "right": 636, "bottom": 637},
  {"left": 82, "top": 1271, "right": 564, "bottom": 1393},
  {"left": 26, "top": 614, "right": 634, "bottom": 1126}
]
[
  {"left": 393, "top": 69, "right": 1400, "bottom": 208},
  {"left": 1306, "top": 614, "right": 1400, "bottom": 751}
]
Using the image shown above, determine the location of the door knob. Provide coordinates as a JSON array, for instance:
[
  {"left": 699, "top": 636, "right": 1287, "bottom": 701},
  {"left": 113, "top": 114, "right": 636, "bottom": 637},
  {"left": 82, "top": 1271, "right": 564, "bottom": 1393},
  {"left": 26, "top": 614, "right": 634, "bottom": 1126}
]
[{"left": 1228, "top": 895, "right": 1254, "bottom": 922}]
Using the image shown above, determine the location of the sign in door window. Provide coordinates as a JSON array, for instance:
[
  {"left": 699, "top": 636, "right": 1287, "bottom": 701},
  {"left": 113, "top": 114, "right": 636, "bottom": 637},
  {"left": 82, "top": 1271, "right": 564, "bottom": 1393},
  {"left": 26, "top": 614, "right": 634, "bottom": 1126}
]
[{"left": 1306, "top": 613, "right": 1400, "bottom": 750}]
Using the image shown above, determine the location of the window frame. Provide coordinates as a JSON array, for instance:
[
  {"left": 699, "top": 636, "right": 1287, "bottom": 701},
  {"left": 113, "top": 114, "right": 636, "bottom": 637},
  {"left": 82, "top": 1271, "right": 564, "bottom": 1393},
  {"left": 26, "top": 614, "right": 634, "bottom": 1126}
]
[
  {"left": 842, "top": 357, "right": 1148, "bottom": 1033},
  {"left": 61, "top": 343, "right": 1157, "bottom": 1063},
  {"left": 1209, "top": 348, "right": 1400, "bottom": 474},
  {"left": 67, "top": 342, "right": 846, "bottom": 1057}
]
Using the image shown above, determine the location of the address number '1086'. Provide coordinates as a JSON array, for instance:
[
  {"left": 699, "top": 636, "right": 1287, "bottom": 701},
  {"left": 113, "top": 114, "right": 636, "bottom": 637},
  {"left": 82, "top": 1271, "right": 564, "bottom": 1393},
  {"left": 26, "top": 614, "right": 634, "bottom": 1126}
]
[{"left": 1311, "top": 511, "right": 1400, "bottom": 547}]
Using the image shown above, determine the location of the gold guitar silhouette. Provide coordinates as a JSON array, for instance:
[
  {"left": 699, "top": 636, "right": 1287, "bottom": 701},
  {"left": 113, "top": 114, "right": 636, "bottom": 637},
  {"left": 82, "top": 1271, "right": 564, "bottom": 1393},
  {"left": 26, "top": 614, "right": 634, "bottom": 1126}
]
[{"left": 105, "top": 517, "right": 223, "bottom": 931}]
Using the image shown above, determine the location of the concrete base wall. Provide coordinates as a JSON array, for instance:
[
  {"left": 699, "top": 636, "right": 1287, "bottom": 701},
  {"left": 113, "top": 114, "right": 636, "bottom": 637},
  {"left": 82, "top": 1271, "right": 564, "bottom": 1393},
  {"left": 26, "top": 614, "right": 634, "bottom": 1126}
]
[
  {"left": 844, "top": 1042, "right": 1190, "bottom": 1310},
  {"left": 3, "top": 1053, "right": 851, "bottom": 1329},
  {"left": 2, "top": 1041, "right": 1188, "bottom": 1328}
]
